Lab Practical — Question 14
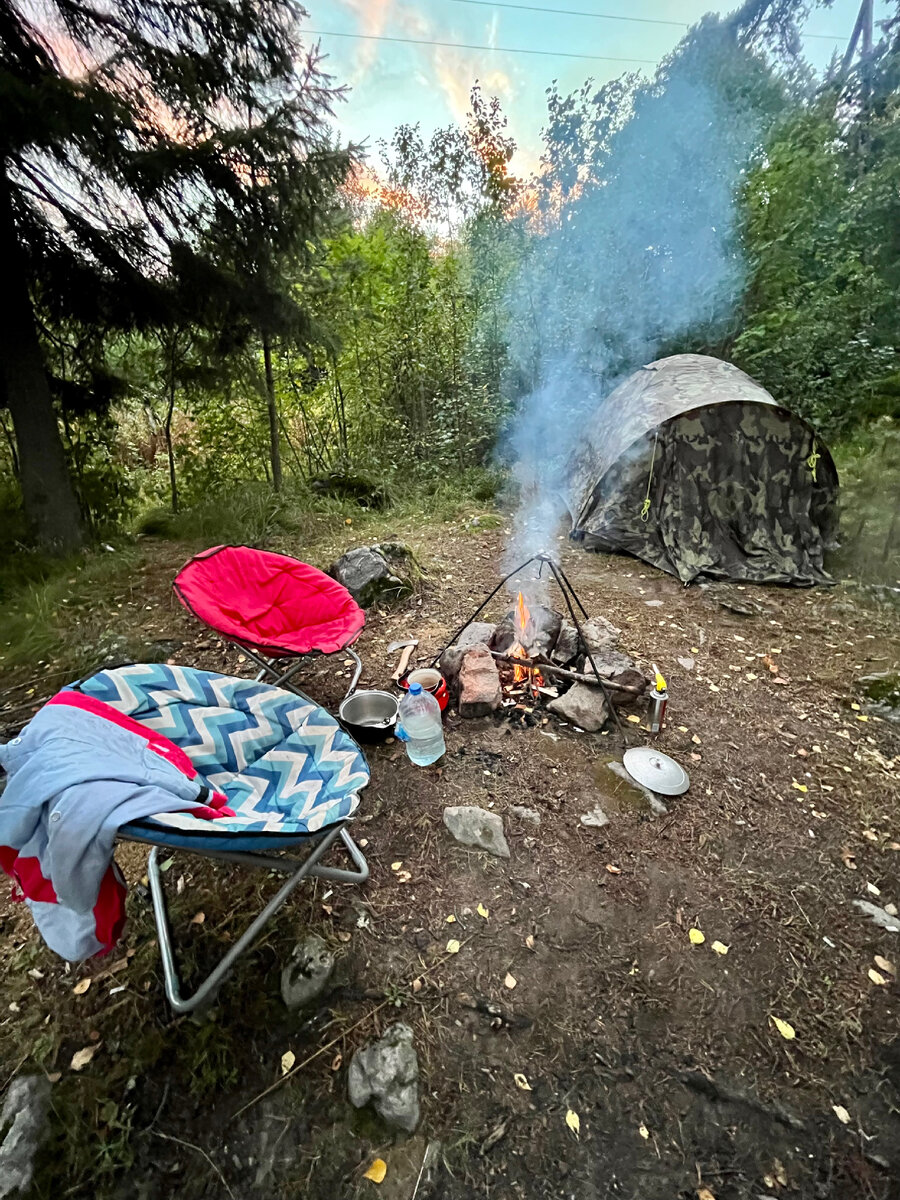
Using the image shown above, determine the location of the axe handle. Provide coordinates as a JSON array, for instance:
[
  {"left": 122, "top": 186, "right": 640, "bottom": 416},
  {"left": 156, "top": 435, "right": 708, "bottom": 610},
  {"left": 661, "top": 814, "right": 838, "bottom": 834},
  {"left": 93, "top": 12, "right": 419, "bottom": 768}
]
[{"left": 392, "top": 643, "right": 416, "bottom": 680}]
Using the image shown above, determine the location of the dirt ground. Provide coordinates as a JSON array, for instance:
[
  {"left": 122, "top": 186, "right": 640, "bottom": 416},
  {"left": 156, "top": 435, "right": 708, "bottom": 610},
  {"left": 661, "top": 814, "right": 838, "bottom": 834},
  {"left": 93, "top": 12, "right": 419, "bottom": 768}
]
[{"left": 1, "top": 516, "right": 899, "bottom": 1200}]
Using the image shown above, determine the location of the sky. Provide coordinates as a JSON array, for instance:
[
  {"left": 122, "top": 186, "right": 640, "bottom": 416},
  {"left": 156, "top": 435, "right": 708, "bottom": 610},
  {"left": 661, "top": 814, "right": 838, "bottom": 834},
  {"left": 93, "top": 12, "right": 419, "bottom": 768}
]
[{"left": 303, "top": 0, "right": 890, "bottom": 174}]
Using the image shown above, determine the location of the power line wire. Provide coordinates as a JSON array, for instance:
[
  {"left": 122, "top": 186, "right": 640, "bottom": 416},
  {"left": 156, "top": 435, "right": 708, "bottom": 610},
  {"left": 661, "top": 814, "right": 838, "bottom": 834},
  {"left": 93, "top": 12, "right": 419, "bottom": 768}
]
[
  {"left": 447, "top": 0, "right": 845, "bottom": 40},
  {"left": 453, "top": 0, "right": 684, "bottom": 29},
  {"left": 305, "top": 28, "right": 658, "bottom": 63}
]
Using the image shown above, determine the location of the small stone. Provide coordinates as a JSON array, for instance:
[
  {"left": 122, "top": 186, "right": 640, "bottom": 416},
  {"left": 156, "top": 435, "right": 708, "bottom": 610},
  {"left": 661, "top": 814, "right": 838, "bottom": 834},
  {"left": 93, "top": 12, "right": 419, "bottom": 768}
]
[
  {"left": 443, "top": 806, "right": 510, "bottom": 858},
  {"left": 0, "top": 1075, "right": 51, "bottom": 1200},
  {"left": 440, "top": 623, "right": 497, "bottom": 686},
  {"left": 348, "top": 1023, "right": 420, "bottom": 1132},
  {"left": 547, "top": 683, "right": 610, "bottom": 732},
  {"left": 458, "top": 645, "right": 502, "bottom": 717},
  {"left": 580, "top": 805, "right": 610, "bottom": 827},
  {"left": 853, "top": 900, "right": 900, "bottom": 933},
  {"left": 510, "top": 806, "right": 541, "bottom": 826},
  {"left": 280, "top": 934, "right": 334, "bottom": 1009}
]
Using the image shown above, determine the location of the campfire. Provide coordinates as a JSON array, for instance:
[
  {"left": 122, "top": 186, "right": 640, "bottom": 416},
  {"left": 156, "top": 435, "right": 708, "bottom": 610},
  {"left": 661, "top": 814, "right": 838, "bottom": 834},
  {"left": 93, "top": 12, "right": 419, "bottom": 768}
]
[
  {"left": 506, "top": 592, "right": 544, "bottom": 698},
  {"left": 438, "top": 554, "right": 653, "bottom": 734}
]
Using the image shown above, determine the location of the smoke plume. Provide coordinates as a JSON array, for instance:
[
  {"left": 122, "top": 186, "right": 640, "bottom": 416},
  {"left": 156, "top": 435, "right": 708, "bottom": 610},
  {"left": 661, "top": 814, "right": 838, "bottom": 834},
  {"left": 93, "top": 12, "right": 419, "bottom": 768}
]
[{"left": 501, "top": 27, "right": 767, "bottom": 576}]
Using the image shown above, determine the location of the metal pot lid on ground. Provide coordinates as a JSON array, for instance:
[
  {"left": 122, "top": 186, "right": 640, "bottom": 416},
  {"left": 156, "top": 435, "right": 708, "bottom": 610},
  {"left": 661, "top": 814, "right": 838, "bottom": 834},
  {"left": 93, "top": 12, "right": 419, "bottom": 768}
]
[{"left": 622, "top": 747, "right": 690, "bottom": 796}]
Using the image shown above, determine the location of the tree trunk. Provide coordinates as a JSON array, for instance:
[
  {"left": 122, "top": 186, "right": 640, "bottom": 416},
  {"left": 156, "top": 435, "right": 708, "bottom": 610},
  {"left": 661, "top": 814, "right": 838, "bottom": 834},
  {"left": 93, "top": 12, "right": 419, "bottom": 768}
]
[
  {"left": 164, "top": 331, "right": 180, "bottom": 514},
  {"left": 0, "top": 167, "right": 83, "bottom": 554},
  {"left": 262, "top": 334, "right": 282, "bottom": 493}
]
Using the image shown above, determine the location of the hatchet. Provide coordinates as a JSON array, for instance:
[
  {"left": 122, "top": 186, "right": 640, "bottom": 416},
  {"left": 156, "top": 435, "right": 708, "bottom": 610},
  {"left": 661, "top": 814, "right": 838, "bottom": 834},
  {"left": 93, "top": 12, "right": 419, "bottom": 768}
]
[{"left": 387, "top": 637, "right": 418, "bottom": 681}]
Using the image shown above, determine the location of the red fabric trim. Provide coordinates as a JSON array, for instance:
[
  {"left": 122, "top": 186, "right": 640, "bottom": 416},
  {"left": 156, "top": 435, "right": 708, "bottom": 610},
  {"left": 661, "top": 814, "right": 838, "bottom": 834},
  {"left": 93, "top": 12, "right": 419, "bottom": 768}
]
[
  {"left": 0, "top": 851, "right": 58, "bottom": 903},
  {"left": 48, "top": 692, "right": 197, "bottom": 778},
  {"left": 92, "top": 865, "right": 126, "bottom": 956}
]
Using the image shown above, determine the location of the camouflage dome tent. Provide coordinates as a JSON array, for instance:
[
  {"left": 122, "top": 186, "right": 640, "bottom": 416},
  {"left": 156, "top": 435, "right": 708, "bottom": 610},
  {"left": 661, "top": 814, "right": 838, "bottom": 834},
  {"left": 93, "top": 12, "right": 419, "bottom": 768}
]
[{"left": 569, "top": 354, "right": 838, "bottom": 585}]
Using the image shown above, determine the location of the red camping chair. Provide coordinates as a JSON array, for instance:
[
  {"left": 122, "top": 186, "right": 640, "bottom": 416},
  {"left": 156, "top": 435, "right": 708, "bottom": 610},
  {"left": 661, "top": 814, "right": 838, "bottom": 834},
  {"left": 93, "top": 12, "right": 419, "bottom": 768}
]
[{"left": 173, "top": 545, "right": 365, "bottom": 696}]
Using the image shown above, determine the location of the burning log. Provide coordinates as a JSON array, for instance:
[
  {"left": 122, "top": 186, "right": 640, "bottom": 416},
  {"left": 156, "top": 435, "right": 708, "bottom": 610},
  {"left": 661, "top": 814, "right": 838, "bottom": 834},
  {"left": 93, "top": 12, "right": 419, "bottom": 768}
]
[{"left": 490, "top": 651, "right": 645, "bottom": 696}]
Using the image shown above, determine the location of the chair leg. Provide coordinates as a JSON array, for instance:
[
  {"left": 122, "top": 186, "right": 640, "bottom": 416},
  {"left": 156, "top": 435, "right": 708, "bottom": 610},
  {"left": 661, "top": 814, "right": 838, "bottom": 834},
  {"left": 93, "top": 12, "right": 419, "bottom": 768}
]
[{"left": 145, "top": 825, "right": 346, "bottom": 1015}]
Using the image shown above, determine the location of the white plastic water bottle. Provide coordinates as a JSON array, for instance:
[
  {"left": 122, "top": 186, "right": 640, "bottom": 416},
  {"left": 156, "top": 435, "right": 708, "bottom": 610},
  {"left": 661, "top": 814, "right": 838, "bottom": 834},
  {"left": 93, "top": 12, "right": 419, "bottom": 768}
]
[{"left": 398, "top": 682, "right": 445, "bottom": 766}]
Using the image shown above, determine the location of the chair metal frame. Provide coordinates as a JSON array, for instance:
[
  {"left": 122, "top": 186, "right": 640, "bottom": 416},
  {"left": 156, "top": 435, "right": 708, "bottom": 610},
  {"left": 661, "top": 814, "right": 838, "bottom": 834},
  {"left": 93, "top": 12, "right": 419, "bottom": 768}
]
[
  {"left": 138, "top": 822, "right": 368, "bottom": 1014},
  {"left": 240, "top": 643, "right": 363, "bottom": 699}
]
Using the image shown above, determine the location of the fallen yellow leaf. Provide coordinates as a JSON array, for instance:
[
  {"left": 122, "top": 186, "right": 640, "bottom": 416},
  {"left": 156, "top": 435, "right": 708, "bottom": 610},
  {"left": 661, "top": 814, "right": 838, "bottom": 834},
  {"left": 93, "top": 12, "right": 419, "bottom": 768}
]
[
  {"left": 477, "top": 903, "right": 489, "bottom": 919},
  {"left": 391, "top": 861, "right": 402, "bottom": 871},
  {"left": 525, "top": 934, "right": 535, "bottom": 950},
  {"left": 792, "top": 780, "right": 808, "bottom": 793},
  {"left": 363, "top": 1158, "right": 387, "bottom": 1184},
  {"left": 678, "top": 725, "right": 689, "bottom": 733},
  {"left": 688, "top": 928, "right": 705, "bottom": 945},
  {"left": 513, "top": 1073, "right": 532, "bottom": 1091},
  {"left": 73, "top": 978, "right": 91, "bottom": 996},
  {"left": 851, "top": 702, "right": 860, "bottom": 710},
  {"left": 868, "top": 968, "right": 888, "bottom": 986},
  {"left": 711, "top": 941, "right": 729, "bottom": 956},
  {"left": 565, "top": 1109, "right": 580, "bottom": 1137},
  {"left": 281, "top": 1050, "right": 295, "bottom": 1075},
  {"left": 770, "top": 1016, "right": 796, "bottom": 1040},
  {"left": 446, "top": 914, "right": 456, "bottom": 923},
  {"left": 70, "top": 1044, "right": 100, "bottom": 1071},
  {"left": 626, "top": 714, "right": 641, "bottom": 723},
  {"left": 638, "top": 1123, "right": 650, "bottom": 1139},
  {"left": 190, "top": 911, "right": 205, "bottom": 925},
  {"left": 446, "top": 939, "right": 460, "bottom": 955},
  {"left": 697, "top": 1189, "right": 716, "bottom": 1200},
  {"left": 504, "top": 972, "right": 517, "bottom": 990},
  {"left": 691, "top": 734, "right": 702, "bottom": 745},
  {"left": 690, "top": 647, "right": 700, "bottom": 653},
  {"left": 832, "top": 1104, "right": 851, "bottom": 1125},
  {"left": 874, "top": 955, "right": 896, "bottom": 976}
]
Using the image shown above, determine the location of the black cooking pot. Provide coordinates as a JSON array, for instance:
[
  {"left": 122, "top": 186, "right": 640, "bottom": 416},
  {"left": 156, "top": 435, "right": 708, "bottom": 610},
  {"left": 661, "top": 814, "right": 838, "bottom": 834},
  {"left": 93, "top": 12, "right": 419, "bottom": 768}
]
[{"left": 338, "top": 689, "right": 399, "bottom": 744}]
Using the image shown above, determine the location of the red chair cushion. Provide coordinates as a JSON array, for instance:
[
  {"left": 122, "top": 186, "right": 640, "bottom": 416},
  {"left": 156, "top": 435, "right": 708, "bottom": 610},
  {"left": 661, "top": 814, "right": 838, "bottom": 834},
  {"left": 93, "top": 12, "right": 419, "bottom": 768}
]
[{"left": 174, "top": 545, "right": 365, "bottom": 657}]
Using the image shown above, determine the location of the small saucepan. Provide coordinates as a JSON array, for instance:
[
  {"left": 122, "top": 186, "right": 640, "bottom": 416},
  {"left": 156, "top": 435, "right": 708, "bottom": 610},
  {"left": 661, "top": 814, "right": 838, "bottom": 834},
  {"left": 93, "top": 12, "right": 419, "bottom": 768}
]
[
  {"left": 398, "top": 667, "right": 449, "bottom": 714},
  {"left": 338, "top": 689, "right": 399, "bottom": 744}
]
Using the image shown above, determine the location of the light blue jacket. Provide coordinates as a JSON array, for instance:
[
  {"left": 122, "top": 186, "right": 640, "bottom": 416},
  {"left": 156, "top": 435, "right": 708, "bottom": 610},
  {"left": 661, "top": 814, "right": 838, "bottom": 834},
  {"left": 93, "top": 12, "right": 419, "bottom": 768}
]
[{"left": 0, "top": 702, "right": 209, "bottom": 960}]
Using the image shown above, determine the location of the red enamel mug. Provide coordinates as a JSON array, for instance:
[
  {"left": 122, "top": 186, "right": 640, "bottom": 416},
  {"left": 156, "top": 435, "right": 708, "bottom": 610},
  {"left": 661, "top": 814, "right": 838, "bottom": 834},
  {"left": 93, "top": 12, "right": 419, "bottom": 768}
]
[{"left": 399, "top": 667, "right": 449, "bottom": 713}]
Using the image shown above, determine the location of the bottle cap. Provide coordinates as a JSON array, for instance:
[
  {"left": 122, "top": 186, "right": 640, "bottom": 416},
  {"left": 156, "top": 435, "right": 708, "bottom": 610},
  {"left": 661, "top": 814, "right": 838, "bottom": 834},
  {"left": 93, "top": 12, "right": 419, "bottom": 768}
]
[{"left": 408, "top": 682, "right": 423, "bottom": 695}]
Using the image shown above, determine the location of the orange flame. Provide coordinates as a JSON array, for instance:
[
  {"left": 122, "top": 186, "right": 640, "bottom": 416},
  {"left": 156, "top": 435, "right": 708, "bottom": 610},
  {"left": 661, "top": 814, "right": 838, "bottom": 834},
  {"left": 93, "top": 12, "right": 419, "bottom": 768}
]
[{"left": 509, "top": 592, "right": 543, "bottom": 689}]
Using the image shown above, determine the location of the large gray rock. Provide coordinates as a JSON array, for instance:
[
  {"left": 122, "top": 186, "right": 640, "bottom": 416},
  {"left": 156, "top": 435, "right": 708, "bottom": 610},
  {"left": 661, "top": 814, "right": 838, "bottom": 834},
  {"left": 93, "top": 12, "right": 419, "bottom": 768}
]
[
  {"left": 458, "top": 645, "right": 502, "bottom": 718},
  {"left": 348, "top": 1023, "right": 420, "bottom": 1132},
  {"left": 492, "top": 604, "right": 562, "bottom": 658},
  {"left": 580, "top": 615, "right": 622, "bottom": 651},
  {"left": 440, "top": 622, "right": 497, "bottom": 687},
  {"left": 280, "top": 933, "right": 334, "bottom": 1009},
  {"left": 328, "top": 543, "right": 417, "bottom": 608},
  {"left": 443, "top": 805, "right": 510, "bottom": 858},
  {"left": 552, "top": 620, "right": 581, "bottom": 665},
  {"left": 0, "top": 1076, "right": 51, "bottom": 1200},
  {"left": 578, "top": 646, "right": 637, "bottom": 680},
  {"left": 547, "top": 682, "right": 610, "bottom": 732}
]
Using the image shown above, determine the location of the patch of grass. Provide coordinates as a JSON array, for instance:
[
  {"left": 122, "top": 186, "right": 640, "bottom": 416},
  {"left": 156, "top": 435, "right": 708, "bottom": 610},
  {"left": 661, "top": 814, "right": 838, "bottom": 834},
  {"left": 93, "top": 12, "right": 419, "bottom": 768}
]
[
  {"left": 0, "top": 545, "right": 144, "bottom": 673},
  {"left": 830, "top": 418, "right": 900, "bottom": 586}
]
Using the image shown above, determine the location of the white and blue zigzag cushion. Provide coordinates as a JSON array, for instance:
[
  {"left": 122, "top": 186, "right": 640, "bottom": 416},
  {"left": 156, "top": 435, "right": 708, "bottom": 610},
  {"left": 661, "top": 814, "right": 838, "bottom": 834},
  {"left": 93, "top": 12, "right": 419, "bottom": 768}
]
[{"left": 71, "top": 664, "right": 369, "bottom": 839}]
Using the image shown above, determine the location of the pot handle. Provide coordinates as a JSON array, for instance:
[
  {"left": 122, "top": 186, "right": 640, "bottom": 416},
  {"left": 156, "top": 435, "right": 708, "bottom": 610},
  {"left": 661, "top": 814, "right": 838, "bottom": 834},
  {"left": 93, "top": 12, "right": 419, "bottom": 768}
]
[{"left": 343, "top": 647, "right": 363, "bottom": 698}]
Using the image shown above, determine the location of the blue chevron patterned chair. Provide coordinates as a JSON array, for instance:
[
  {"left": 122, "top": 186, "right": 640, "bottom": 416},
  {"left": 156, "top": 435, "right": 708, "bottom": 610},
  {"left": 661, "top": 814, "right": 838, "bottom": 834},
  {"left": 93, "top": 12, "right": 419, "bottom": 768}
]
[{"left": 74, "top": 664, "right": 370, "bottom": 1014}]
